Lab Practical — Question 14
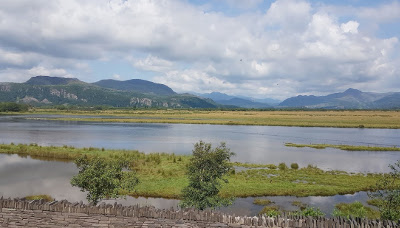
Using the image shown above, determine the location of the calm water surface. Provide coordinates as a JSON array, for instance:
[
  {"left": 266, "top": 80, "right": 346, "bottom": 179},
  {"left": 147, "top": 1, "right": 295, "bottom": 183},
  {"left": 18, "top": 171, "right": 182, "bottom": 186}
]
[
  {"left": 1, "top": 114, "right": 399, "bottom": 172},
  {"left": 0, "top": 154, "right": 374, "bottom": 216}
]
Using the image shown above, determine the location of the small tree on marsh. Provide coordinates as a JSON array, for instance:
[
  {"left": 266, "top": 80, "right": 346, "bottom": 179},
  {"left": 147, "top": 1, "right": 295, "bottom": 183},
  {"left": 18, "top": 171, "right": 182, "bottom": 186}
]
[
  {"left": 180, "top": 141, "right": 235, "bottom": 210},
  {"left": 368, "top": 160, "right": 400, "bottom": 220},
  {"left": 71, "top": 155, "right": 139, "bottom": 205}
]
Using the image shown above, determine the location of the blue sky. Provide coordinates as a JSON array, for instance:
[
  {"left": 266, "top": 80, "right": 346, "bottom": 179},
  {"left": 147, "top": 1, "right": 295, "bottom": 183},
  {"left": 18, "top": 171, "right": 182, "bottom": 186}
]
[{"left": 0, "top": 0, "right": 399, "bottom": 100}]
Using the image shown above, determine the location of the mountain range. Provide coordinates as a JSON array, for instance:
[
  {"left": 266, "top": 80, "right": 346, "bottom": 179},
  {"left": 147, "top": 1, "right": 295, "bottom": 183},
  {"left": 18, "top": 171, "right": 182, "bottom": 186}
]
[
  {"left": 1, "top": 76, "right": 399, "bottom": 109},
  {"left": 197, "top": 92, "right": 278, "bottom": 109},
  {"left": 279, "top": 88, "right": 400, "bottom": 109},
  {"left": 0, "top": 76, "right": 218, "bottom": 108}
]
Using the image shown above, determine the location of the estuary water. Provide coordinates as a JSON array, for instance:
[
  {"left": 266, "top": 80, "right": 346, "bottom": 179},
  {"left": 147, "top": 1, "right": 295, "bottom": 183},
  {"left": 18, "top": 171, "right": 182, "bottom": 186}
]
[{"left": 1, "top": 114, "right": 399, "bottom": 172}]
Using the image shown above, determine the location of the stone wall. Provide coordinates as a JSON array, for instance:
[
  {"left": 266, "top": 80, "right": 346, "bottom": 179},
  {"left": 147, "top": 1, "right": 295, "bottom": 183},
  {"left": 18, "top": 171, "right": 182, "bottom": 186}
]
[{"left": 0, "top": 197, "right": 399, "bottom": 227}]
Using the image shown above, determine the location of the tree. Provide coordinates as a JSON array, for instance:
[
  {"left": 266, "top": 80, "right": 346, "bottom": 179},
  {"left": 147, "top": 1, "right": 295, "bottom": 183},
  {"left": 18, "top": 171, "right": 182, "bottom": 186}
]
[
  {"left": 70, "top": 156, "right": 139, "bottom": 205},
  {"left": 180, "top": 141, "right": 235, "bottom": 210},
  {"left": 368, "top": 160, "right": 400, "bottom": 220}
]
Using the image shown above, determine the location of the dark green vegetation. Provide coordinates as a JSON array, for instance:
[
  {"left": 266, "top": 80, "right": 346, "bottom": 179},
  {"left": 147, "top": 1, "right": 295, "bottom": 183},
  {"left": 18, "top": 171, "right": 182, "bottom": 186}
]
[
  {"left": 279, "top": 88, "right": 400, "bottom": 109},
  {"left": 0, "top": 143, "right": 387, "bottom": 199},
  {"left": 71, "top": 156, "right": 139, "bottom": 205},
  {"left": 368, "top": 161, "right": 400, "bottom": 220},
  {"left": 285, "top": 143, "right": 400, "bottom": 151},
  {"left": 332, "top": 202, "right": 380, "bottom": 220},
  {"left": 0, "top": 102, "right": 29, "bottom": 112},
  {"left": 0, "top": 76, "right": 218, "bottom": 108},
  {"left": 180, "top": 141, "right": 235, "bottom": 210}
]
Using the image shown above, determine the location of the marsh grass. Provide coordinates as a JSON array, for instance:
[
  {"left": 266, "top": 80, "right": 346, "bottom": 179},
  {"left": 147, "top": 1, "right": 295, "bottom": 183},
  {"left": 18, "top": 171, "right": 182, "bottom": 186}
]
[
  {"left": 253, "top": 198, "right": 274, "bottom": 206},
  {"left": 366, "top": 198, "right": 383, "bottom": 207},
  {"left": 22, "top": 109, "right": 400, "bottom": 129},
  {"left": 259, "top": 205, "right": 281, "bottom": 216},
  {"left": 0, "top": 143, "right": 386, "bottom": 199},
  {"left": 285, "top": 143, "right": 400, "bottom": 151},
  {"left": 332, "top": 202, "right": 380, "bottom": 219},
  {"left": 24, "top": 194, "right": 54, "bottom": 202}
]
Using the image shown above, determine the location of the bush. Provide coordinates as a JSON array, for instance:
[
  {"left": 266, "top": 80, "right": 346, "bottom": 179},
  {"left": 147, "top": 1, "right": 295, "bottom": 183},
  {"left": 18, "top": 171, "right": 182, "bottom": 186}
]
[
  {"left": 291, "top": 163, "right": 299, "bottom": 170},
  {"left": 278, "top": 163, "right": 288, "bottom": 171},
  {"left": 70, "top": 156, "right": 139, "bottom": 205}
]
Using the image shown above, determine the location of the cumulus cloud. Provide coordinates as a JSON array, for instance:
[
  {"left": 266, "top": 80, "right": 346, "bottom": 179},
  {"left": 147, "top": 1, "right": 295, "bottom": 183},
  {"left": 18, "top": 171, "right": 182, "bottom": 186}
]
[
  {"left": 0, "top": 0, "right": 398, "bottom": 99},
  {"left": 131, "top": 55, "right": 174, "bottom": 72}
]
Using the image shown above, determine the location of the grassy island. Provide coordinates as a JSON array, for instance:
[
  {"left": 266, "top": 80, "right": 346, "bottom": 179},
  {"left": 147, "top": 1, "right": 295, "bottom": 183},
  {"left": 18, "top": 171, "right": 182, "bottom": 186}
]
[
  {"left": 285, "top": 143, "right": 400, "bottom": 151},
  {"left": 0, "top": 143, "right": 384, "bottom": 199}
]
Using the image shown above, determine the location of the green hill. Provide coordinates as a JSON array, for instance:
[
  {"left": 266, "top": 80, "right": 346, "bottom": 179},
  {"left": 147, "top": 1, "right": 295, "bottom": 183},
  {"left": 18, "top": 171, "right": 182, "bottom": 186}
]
[{"left": 93, "top": 79, "right": 176, "bottom": 96}]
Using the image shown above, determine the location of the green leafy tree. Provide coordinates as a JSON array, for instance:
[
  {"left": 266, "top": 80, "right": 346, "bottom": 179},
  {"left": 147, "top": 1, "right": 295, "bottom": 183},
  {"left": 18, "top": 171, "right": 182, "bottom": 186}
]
[
  {"left": 180, "top": 141, "right": 235, "bottom": 210},
  {"left": 71, "top": 156, "right": 139, "bottom": 205},
  {"left": 368, "top": 160, "right": 400, "bottom": 220}
]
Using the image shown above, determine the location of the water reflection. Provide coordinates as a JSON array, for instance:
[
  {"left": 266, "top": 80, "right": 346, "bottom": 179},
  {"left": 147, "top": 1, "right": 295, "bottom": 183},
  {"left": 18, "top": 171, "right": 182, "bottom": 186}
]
[{"left": 1, "top": 115, "right": 399, "bottom": 173}]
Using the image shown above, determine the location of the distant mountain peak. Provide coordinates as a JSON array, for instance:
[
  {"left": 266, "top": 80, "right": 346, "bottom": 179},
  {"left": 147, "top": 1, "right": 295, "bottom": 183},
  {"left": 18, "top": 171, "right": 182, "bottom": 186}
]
[
  {"left": 25, "top": 76, "right": 82, "bottom": 85},
  {"left": 279, "top": 88, "right": 400, "bottom": 109},
  {"left": 344, "top": 88, "right": 362, "bottom": 94}
]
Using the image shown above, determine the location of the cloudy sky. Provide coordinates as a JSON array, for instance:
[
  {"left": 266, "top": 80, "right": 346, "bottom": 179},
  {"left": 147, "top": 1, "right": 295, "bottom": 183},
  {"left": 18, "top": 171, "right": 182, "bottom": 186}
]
[{"left": 0, "top": 0, "right": 399, "bottom": 100}]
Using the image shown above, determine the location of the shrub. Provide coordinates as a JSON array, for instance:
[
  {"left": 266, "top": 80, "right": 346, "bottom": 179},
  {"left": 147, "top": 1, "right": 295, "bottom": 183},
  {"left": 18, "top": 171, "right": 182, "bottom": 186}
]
[
  {"left": 278, "top": 163, "right": 288, "bottom": 171},
  {"left": 291, "top": 163, "right": 299, "bottom": 170}
]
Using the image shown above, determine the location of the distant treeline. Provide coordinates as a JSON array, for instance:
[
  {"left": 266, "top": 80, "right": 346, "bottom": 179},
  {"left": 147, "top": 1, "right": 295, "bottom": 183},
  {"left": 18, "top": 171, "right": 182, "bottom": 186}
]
[{"left": 0, "top": 102, "right": 30, "bottom": 112}]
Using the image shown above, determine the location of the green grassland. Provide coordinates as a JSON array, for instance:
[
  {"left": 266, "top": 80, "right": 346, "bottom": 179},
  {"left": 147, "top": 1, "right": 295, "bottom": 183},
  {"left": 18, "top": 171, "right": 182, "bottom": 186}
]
[
  {"left": 13, "top": 109, "right": 400, "bottom": 128},
  {"left": 285, "top": 143, "right": 400, "bottom": 151},
  {"left": 0, "top": 143, "right": 385, "bottom": 199}
]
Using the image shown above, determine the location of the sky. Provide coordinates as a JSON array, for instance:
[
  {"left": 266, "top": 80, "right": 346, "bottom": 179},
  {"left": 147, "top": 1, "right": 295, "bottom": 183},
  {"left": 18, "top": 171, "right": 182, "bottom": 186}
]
[{"left": 0, "top": 0, "right": 399, "bottom": 100}]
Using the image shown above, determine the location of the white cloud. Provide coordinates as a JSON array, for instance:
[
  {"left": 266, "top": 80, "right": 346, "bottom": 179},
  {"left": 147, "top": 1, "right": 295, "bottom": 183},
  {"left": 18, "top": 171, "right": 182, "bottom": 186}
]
[
  {"left": 112, "top": 74, "right": 121, "bottom": 80},
  {"left": 155, "top": 70, "right": 236, "bottom": 94},
  {"left": 357, "top": 1, "right": 400, "bottom": 23},
  {"left": 341, "top": 21, "right": 359, "bottom": 34},
  {"left": 131, "top": 55, "right": 174, "bottom": 72},
  {"left": 27, "top": 66, "right": 74, "bottom": 78},
  {"left": 0, "top": 0, "right": 398, "bottom": 99}
]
